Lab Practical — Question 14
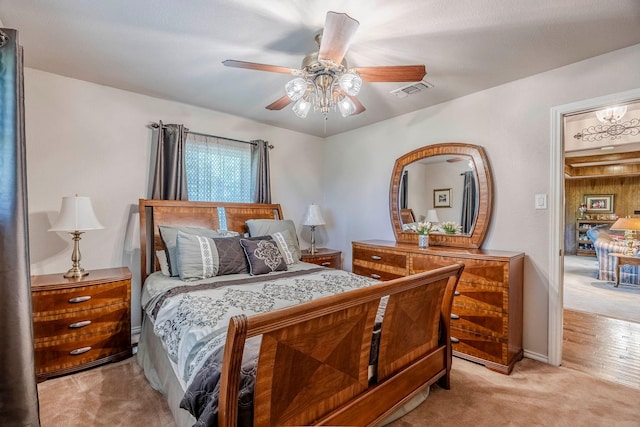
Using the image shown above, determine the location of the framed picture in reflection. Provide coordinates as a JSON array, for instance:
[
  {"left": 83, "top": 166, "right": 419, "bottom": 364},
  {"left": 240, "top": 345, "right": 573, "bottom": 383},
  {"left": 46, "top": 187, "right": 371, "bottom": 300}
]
[{"left": 434, "top": 188, "right": 452, "bottom": 208}]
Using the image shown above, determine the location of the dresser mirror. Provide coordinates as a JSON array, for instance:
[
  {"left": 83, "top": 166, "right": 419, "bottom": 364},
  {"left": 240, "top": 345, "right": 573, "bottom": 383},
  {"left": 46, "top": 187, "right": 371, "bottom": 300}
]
[{"left": 389, "top": 143, "right": 493, "bottom": 248}]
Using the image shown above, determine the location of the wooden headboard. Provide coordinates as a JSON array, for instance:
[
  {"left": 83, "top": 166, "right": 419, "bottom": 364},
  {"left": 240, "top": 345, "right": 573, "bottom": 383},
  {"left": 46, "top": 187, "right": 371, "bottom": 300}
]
[{"left": 138, "top": 199, "right": 284, "bottom": 284}]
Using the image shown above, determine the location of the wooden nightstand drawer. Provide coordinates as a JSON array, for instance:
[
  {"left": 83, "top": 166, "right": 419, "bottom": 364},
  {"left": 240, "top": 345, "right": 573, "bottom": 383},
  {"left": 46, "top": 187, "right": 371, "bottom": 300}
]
[
  {"left": 34, "top": 328, "right": 131, "bottom": 376},
  {"left": 301, "top": 248, "right": 342, "bottom": 270},
  {"left": 33, "top": 303, "right": 129, "bottom": 342},
  {"left": 32, "top": 280, "right": 129, "bottom": 316},
  {"left": 31, "top": 267, "right": 132, "bottom": 381}
]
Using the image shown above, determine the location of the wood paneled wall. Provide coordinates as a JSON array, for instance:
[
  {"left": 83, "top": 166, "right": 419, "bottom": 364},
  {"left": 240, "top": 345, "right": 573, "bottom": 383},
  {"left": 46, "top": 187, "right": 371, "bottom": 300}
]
[{"left": 565, "top": 177, "right": 640, "bottom": 254}]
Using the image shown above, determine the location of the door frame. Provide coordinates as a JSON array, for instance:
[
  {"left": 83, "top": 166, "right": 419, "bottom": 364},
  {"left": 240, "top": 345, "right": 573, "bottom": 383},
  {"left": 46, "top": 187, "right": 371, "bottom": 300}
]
[{"left": 549, "top": 88, "right": 640, "bottom": 366}]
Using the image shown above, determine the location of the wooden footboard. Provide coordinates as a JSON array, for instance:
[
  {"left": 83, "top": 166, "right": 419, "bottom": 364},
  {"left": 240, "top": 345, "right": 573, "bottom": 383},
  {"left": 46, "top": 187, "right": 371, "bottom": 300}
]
[{"left": 218, "top": 263, "right": 464, "bottom": 427}]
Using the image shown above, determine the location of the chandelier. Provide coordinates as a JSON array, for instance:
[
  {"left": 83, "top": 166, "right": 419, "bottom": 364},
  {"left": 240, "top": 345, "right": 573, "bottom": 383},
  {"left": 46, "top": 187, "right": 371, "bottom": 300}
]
[
  {"left": 284, "top": 38, "right": 363, "bottom": 119},
  {"left": 573, "top": 105, "right": 640, "bottom": 142}
]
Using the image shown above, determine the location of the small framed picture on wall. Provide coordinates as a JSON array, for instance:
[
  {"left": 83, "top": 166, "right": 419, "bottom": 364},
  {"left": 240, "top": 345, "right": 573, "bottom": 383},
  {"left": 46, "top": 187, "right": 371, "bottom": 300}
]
[
  {"left": 584, "top": 194, "right": 614, "bottom": 213},
  {"left": 434, "top": 188, "right": 452, "bottom": 208}
]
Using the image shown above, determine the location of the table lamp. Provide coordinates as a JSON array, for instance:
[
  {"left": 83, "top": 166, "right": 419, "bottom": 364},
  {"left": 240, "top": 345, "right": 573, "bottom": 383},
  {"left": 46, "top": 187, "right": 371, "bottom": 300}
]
[
  {"left": 50, "top": 195, "right": 104, "bottom": 278},
  {"left": 610, "top": 217, "right": 640, "bottom": 256},
  {"left": 425, "top": 209, "right": 440, "bottom": 224},
  {"left": 303, "top": 204, "right": 325, "bottom": 255}
]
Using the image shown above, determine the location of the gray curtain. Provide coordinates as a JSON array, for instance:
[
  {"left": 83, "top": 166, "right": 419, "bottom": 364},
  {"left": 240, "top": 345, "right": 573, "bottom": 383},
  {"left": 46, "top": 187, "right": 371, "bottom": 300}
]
[
  {"left": 151, "top": 121, "right": 188, "bottom": 200},
  {"left": 460, "top": 171, "right": 477, "bottom": 234},
  {"left": 0, "top": 29, "right": 40, "bottom": 426},
  {"left": 251, "top": 139, "right": 271, "bottom": 204},
  {"left": 399, "top": 170, "right": 408, "bottom": 209}
]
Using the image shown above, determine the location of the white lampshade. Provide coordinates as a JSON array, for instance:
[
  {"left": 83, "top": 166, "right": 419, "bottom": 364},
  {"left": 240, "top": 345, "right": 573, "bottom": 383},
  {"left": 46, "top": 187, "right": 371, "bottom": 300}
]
[
  {"left": 425, "top": 209, "right": 440, "bottom": 223},
  {"left": 303, "top": 204, "right": 325, "bottom": 226},
  {"left": 50, "top": 196, "right": 104, "bottom": 232}
]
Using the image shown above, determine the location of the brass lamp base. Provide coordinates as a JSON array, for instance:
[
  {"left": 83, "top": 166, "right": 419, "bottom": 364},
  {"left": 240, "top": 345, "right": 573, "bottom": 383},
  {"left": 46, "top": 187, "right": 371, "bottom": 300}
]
[
  {"left": 63, "top": 230, "right": 89, "bottom": 278},
  {"left": 64, "top": 267, "right": 89, "bottom": 279}
]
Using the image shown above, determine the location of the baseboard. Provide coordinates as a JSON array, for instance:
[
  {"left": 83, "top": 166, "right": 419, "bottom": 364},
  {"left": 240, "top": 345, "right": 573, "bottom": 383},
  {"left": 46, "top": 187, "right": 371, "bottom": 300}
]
[
  {"left": 131, "top": 325, "right": 141, "bottom": 336},
  {"left": 524, "top": 349, "right": 549, "bottom": 364}
]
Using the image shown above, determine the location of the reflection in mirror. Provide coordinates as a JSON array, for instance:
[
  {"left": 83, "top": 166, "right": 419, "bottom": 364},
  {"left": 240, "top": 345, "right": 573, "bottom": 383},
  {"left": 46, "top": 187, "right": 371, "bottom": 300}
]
[
  {"left": 390, "top": 143, "right": 493, "bottom": 249},
  {"left": 399, "top": 155, "right": 478, "bottom": 236}
]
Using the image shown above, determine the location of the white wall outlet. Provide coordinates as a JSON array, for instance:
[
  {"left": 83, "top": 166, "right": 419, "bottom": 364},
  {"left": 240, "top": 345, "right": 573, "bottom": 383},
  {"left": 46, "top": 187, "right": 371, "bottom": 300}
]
[{"left": 535, "top": 193, "right": 547, "bottom": 209}]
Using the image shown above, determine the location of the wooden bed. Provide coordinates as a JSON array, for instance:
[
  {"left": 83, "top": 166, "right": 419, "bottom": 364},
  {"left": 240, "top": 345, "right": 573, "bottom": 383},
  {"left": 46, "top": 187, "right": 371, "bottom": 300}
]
[{"left": 138, "top": 199, "right": 464, "bottom": 427}]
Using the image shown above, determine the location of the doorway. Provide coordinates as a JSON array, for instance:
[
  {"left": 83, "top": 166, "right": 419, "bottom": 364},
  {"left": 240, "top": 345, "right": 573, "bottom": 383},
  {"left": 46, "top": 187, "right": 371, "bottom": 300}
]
[{"left": 549, "top": 88, "right": 640, "bottom": 371}]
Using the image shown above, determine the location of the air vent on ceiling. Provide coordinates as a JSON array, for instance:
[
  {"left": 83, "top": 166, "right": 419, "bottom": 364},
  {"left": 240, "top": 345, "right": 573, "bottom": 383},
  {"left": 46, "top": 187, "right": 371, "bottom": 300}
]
[{"left": 390, "top": 81, "right": 434, "bottom": 98}]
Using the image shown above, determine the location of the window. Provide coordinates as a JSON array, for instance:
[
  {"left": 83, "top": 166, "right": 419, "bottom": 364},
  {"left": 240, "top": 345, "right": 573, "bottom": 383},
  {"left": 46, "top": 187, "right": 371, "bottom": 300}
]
[{"left": 185, "top": 134, "right": 252, "bottom": 203}]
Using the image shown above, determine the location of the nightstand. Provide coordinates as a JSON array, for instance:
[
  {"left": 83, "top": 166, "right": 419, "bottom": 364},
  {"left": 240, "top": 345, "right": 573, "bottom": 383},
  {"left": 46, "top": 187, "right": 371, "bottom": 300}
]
[
  {"left": 31, "top": 267, "right": 132, "bottom": 381},
  {"left": 301, "top": 248, "right": 342, "bottom": 270}
]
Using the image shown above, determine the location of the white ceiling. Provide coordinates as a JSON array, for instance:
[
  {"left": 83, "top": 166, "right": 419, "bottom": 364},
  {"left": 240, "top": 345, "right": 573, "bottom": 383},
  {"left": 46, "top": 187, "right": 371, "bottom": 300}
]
[{"left": 1, "top": 0, "right": 640, "bottom": 138}]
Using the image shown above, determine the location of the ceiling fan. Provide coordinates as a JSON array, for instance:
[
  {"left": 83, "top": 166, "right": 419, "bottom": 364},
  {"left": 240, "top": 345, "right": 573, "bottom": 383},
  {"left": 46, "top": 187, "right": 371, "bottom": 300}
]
[{"left": 222, "top": 11, "right": 427, "bottom": 119}]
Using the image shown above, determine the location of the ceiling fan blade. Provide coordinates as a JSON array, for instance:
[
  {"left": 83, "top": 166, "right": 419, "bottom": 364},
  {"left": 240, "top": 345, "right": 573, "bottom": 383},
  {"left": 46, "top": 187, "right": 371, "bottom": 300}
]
[
  {"left": 222, "top": 60, "right": 297, "bottom": 75},
  {"left": 266, "top": 95, "right": 293, "bottom": 110},
  {"left": 347, "top": 95, "right": 366, "bottom": 115},
  {"left": 318, "top": 12, "right": 359, "bottom": 65},
  {"left": 353, "top": 65, "right": 426, "bottom": 82}
]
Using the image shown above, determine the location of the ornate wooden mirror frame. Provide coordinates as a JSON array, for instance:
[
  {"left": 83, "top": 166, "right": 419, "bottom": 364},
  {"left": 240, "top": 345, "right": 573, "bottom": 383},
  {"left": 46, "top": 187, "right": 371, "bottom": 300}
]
[{"left": 389, "top": 143, "right": 493, "bottom": 248}]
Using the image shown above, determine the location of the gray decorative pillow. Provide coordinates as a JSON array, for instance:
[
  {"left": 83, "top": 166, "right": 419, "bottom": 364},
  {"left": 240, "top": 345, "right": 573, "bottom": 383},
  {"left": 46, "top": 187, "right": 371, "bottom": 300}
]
[
  {"left": 270, "top": 229, "right": 301, "bottom": 265},
  {"left": 213, "top": 236, "right": 250, "bottom": 276},
  {"left": 240, "top": 237, "right": 287, "bottom": 275},
  {"left": 176, "top": 231, "right": 220, "bottom": 280},
  {"left": 159, "top": 225, "right": 224, "bottom": 277},
  {"left": 246, "top": 219, "right": 300, "bottom": 258}
]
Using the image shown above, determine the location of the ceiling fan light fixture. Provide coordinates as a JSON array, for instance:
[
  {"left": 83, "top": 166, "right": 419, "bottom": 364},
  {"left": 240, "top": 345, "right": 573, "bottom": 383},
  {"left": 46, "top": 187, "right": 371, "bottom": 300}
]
[
  {"left": 338, "top": 96, "right": 356, "bottom": 117},
  {"left": 339, "top": 71, "right": 362, "bottom": 96},
  {"left": 292, "top": 97, "right": 312, "bottom": 118},
  {"left": 285, "top": 78, "right": 308, "bottom": 101}
]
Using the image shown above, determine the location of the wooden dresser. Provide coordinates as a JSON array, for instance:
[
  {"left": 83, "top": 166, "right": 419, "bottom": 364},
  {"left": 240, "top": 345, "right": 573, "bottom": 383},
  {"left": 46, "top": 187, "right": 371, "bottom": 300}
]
[
  {"left": 301, "top": 248, "right": 342, "bottom": 269},
  {"left": 31, "top": 267, "right": 132, "bottom": 381},
  {"left": 352, "top": 240, "right": 524, "bottom": 374}
]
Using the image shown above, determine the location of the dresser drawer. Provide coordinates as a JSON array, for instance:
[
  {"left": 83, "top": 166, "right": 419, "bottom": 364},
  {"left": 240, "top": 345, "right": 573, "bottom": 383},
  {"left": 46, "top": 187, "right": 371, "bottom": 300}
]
[
  {"left": 352, "top": 245, "right": 409, "bottom": 277},
  {"left": 450, "top": 327, "right": 508, "bottom": 366},
  {"left": 352, "top": 265, "right": 404, "bottom": 281},
  {"left": 450, "top": 304, "right": 507, "bottom": 338},
  {"left": 34, "top": 328, "right": 130, "bottom": 375},
  {"left": 32, "top": 280, "right": 129, "bottom": 316},
  {"left": 33, "top": 303, "right": 129, "bottom": 342},
  {"left": 454, "top": 282, "right": 508, "bottom": 313},
  {"left": 410, "top": 255, "right": 509, "bottom": 288}
]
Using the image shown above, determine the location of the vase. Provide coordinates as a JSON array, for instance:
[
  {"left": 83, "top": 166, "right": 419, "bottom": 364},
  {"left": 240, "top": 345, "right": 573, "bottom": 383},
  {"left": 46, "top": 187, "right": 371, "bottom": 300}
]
[{"left": 418, "top": 234, "right": 429, "bottom": 248}]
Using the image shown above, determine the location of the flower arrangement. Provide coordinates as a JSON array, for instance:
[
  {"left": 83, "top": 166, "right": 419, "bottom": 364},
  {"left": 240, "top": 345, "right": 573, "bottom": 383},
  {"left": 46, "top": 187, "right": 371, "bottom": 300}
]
[
  {"left": 440, "top": 221, "right": 462, "bottom": 234},
  {"left": 410, "top": 220, "right": 437, "bottom": 235}
]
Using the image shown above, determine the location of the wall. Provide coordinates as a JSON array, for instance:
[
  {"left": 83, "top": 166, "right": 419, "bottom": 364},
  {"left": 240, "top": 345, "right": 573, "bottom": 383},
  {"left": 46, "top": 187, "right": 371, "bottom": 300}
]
[
  {"left": 565, "top": 176, "right": 640, "bottom": 253},
  {"left": 24, "top": 69, "right": 325, "bottom": 329},
  {"left": 322, "top": 44, "right": 640, "bottom": 360}
]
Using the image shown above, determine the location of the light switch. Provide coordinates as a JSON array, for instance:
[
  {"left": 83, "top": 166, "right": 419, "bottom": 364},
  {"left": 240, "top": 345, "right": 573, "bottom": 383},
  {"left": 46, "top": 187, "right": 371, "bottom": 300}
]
[{"left": 535, "top": 193, "right": 547, "bottom": 209}]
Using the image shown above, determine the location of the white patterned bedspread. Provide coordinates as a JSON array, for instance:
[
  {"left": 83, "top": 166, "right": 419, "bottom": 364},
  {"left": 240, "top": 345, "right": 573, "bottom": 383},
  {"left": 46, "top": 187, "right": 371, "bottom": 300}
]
[{"left": 142, "top": 263, "right": 379, "bottom": 387}]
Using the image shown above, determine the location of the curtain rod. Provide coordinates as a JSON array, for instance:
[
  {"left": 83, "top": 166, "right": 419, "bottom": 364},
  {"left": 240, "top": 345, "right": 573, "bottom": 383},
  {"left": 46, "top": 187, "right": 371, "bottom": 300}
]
[{"left": 148, "top": 122, "right": 273, "bottom": 149}]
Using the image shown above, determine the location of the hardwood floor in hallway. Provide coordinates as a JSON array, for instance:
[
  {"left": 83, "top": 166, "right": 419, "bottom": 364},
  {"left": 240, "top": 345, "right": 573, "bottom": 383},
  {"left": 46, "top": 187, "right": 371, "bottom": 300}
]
[{"left": 562, "top": 309, "right": 640, "bottom": 390}]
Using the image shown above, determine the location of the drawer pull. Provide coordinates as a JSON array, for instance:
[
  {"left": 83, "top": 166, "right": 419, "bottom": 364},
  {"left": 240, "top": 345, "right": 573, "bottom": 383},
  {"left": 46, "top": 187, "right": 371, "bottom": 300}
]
[
  {"left": 454, "top": 291, "right": 461, "bottom": 296},
  {"left": 321, "top": 262, "right": 331, "bottom": 266},
  {"left": 69, "top": 320, "right": 92, "bottom": 329},
  {"left": 68, "top": 296, "right": 91, "bottom": 304},
  {"left": 370, "top": 255, "right": 382, "bottom": 261},
  {"left": 69, "top": 346, "right": 92, "bottom": 355},
  {"left": 450, "top": 337, "right": 460, "bottom": 344},
  {"left": 450, "top": 313, "right": 460, "bottom": 320},
  {"left": 371, "top": 274, "right": 381, "bottom": 279}
]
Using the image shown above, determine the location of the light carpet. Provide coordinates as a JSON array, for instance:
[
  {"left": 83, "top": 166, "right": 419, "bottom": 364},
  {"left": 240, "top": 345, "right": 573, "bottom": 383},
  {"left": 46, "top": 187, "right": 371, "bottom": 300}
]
[
  {"left": 563, "top": 255, "right": 640, "bottom": 323},
  {"left": 38, "top": 356, "right": 640, "bottom": 426}
]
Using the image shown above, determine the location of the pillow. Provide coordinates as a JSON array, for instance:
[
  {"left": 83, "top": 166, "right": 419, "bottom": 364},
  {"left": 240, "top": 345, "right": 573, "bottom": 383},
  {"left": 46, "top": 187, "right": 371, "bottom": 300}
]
[
  {"left": 159, "top": 226, "right": 224, "bottom": 277},
  {"left": 213, "top": 235, "right": 250, "bottom": 276},
  {"left": 176, "top": 233, "right": 250, "bottom": 280},
  {"left": 175, "top": 231, "right": 220, "bottom": 280},
  {"left": 156, "top": 250, "right": 170, "bottom": 276},
  {"left": 246, "top": 219, "right": 301, "bottom": 258},
  {"left": 240, "top": 237, "right": 287, "bottom": 275},
  {"left": 270, "top": 229, "right": 301, "bottom": 265}
]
